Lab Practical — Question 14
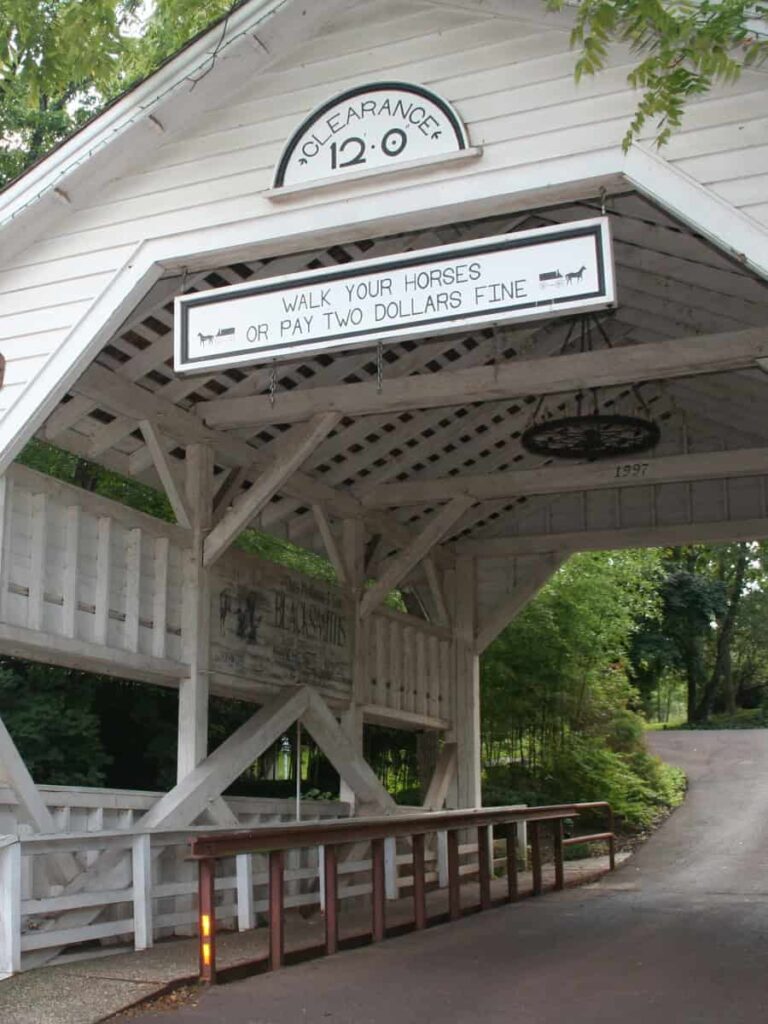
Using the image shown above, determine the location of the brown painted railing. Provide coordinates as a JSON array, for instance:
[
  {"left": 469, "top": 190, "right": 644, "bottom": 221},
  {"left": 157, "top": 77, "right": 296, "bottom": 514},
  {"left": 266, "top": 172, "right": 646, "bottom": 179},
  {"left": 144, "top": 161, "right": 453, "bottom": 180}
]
[
  {"left": 188, "top": 802, "right": 616, "bottom": 984},
  {"left": 563, "top": 801, "right": 616, "bottom": 870}
]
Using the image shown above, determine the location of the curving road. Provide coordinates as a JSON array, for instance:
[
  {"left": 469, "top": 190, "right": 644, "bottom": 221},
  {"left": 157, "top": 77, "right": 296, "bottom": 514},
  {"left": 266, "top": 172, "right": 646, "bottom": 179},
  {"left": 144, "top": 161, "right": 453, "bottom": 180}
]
[{"left": 136, "top": 731, "right": 768, "bottom": 1024}]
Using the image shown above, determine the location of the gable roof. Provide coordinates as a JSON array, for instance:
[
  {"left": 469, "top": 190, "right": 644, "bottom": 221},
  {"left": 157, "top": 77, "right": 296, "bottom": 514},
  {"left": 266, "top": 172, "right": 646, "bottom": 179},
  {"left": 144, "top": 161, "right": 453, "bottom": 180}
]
[{"left": 0, "top": 0, "right": 344, "bottom": 259}]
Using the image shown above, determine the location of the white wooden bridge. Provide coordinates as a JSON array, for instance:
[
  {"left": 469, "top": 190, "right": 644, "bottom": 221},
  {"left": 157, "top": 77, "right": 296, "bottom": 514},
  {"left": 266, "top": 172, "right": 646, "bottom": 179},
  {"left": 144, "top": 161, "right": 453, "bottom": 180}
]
[{"left": 0, "top": 0, "right": 766, "bottom": 983}]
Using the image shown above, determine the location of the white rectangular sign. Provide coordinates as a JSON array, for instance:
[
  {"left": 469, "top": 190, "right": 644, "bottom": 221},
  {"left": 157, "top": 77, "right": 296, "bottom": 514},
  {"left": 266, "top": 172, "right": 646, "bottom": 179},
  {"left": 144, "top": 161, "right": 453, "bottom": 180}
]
[{"left": 174, "top": 218, "right": 615, "bottom": 374}]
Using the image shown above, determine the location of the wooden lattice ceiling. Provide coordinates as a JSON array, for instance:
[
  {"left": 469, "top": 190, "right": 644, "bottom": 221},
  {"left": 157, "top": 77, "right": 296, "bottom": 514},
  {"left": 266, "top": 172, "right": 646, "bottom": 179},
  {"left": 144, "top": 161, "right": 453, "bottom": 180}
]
[{"left": 40, "top": 190, "right": 768, "bottom": 563}]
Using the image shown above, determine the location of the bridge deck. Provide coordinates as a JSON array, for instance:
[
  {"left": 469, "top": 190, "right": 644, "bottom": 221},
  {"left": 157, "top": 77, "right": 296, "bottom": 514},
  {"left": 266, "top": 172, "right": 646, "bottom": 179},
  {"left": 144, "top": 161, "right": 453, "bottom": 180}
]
[{"left": 124, "top": 730, "right": 768, "bottom": 1024}]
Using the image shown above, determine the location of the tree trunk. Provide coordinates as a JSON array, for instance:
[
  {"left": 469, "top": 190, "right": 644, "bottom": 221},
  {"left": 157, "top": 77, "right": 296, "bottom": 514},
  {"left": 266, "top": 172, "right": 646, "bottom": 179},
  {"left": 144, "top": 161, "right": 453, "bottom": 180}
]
[{"left": 696, "top": 544, "right": 748, "bottom": 721}]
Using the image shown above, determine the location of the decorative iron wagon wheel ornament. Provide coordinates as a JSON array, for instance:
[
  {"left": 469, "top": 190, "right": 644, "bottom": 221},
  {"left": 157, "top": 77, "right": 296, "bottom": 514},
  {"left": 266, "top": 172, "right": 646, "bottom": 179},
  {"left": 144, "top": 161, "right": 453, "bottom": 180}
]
[
  {"left": 520, "top": 313, "right": 661, "bottom": 461},
  {"left": 521, "top": 413, "right": 660, "bottom": 461}
]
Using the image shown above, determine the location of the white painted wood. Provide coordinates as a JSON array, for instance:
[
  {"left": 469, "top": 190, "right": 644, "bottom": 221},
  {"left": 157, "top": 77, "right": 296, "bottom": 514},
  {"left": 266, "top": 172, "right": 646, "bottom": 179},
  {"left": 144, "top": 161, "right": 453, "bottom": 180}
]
[
  {"left": 62, "top": 506, "right": 79, "bottom": 638},
  {"left": 131, "top": 833, "right": 153, "bottom": 950},
  {"left": 436, "top": 830, "right": 449, "bottom": 889},
  {"left": 365, "top": 447, "right": 768, "bottom": 509},
  {"left": 94, "top": 517, "right": 111, "bottom": 646},
  {"left": 0, "top": 841, "right": 21, "bottom": 977},
  {"left": 450, "top": 558, "right": 481, "bottom": 809},
  {"left": 124, "top": 528, "right": 142, "bottom": 653},
  {"left": 200, "top": 328, "right": 768, "bottom": 429},
  {"left": 301, "top": 688, "right": 397, "bottom": 811},
  {"left": 312, "top": 504, "right": 347, "bottom": 583},
  {"left": 27, "top": 492, "right": 47, "bottom": 633},
  {"left": 139, "top": 421, "right": 191, "bottom": 529},
  {"left": 422, "top": 742, "right": 458, "bottom": 811},
  {"left": 152, "top": 536, "right": 169, "bottom": 659},
  {"left": 203, "top": 412, "right": 341, "bottom": 567},
  {"left": 475, "top": 553, "right": 564, "bottom": 652},
  {"left": 360, "top": 498, "right": 472, "bottom": 618},
  {"left": 236, "top": 854, "right": 256, "bottom": 931},
  {"left": 178, "top": 444, "right": 213, "bottom": 782},
  {"left": 0, "top": 713, "right": 78, "bottom": 887}
]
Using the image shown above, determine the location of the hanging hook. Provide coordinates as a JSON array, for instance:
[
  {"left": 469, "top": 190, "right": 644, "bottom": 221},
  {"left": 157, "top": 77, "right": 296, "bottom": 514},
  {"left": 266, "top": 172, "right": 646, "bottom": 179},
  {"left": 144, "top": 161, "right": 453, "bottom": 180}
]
[
  {"left": 376, "top": 340, "right": 384, "bottom": 395},
  {"left": 269, "top": 360, "right": 278, "bottom": 407}
]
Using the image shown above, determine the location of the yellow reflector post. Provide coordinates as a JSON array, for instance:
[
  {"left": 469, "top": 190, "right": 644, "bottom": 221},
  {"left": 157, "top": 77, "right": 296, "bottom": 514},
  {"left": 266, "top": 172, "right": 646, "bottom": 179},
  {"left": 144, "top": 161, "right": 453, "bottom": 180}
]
[
  {"left": 202, "top": 942, "right": 211, "bottom": 966},
  {"left": 201, "top": 914, "right": 211, "bottom": 937}
]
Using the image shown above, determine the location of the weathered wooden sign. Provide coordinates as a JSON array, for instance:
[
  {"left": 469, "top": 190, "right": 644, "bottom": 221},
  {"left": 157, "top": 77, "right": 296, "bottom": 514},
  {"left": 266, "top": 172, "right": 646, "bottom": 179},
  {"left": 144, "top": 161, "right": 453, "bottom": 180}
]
[
  {"left": 273, "top": 82, "right": 470, "bottom": 188},
  {"left": 211, "top": 555, "right": 353, "bottom": 699},
  {"left": 174, "top": 218, "right": 615, "bottom": 374}
]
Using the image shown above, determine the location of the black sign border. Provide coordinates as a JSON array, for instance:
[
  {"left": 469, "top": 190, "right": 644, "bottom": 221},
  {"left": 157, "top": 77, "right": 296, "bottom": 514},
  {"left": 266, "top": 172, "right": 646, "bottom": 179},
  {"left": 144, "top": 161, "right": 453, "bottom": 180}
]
[
  {"left": 177, "top": 222, "right": 609, "bottom": 370},
  {"left": 273, "top": 80, "right": 469, "bottom": 188}
]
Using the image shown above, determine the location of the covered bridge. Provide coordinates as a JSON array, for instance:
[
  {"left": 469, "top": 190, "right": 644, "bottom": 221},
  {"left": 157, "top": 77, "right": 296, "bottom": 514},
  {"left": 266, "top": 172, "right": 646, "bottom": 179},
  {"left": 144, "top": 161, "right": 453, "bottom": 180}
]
[{"left": 0, "top": 0, "right": 766, "bottom": 976}]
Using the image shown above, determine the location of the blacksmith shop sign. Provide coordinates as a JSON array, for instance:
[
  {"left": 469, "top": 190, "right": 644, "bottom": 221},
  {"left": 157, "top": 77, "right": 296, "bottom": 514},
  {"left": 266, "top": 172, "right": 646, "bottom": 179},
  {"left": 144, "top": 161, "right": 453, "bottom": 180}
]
[
  {"left": 273, "top": 81, "right": 470, "bottom": 188},
  {"left": 174, "top": 218, "right": 615, "bottom": 374},
  {"left": 211, "top": 557, "right": 353, "bottom": 696}
]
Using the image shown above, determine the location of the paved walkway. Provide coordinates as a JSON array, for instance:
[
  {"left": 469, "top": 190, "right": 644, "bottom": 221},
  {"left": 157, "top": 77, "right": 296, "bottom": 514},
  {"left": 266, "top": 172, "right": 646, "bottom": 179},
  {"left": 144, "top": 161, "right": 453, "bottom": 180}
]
[{"left": 127, "top": 730, "right": 768, "bottom": 1024}]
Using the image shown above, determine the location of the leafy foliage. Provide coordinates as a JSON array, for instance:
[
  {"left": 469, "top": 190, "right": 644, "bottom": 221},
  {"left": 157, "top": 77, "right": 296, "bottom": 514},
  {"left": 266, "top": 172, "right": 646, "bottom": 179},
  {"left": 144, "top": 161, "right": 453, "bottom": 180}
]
[{"left": 547, "top": 0, "right": 767, "bottom": 148}]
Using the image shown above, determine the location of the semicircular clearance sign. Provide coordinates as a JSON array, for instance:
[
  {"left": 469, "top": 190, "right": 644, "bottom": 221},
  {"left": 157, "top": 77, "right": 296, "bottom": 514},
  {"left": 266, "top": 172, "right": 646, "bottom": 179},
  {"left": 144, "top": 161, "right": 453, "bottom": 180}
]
[{"left": 273, "top": 81, "right": 469, "bottom": 188}]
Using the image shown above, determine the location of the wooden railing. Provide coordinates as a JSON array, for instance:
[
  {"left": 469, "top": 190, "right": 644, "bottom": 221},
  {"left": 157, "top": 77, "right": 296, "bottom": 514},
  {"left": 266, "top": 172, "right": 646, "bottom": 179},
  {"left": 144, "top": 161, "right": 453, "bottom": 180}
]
[{"left": 188, "top": 803, "right": 605, "bottom": 984}]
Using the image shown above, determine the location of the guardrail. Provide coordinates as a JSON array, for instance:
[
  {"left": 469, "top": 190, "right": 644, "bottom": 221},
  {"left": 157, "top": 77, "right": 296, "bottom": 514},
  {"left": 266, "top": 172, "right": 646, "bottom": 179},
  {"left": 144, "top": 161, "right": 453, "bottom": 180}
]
[
  {"left": 189, "top": 802, "right": 616, "bottom": 984},
  {"left": 563, "top": 801, "right": 616, "bottom": 870}
]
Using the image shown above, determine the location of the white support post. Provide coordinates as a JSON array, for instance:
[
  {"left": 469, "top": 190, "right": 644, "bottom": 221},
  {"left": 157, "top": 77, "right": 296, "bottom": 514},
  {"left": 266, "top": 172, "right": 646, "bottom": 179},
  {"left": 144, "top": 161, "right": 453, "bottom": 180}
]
[
  {"left": 177, "top": 444, "right": 213, "bottom": 782},
  {"left": 341, "top": 519, "right": 366, "bottom": 811},
  {"left": 236, "top": 854, "right": 255, "bottom": 932},
  {"left": 449, "top": 558, "right": 481, "bottom": 809},
  {"left": 131, "top": 833, "right": 153, "bottom": 951},
  {"left": 0, "top": 839, "right": 20, "bottom": 977},
  {"left": 318, "top": 845, "right": 326, "bottom": 912},
  {"left": 62, "top": 505, "right": 79, "bottom": 638}
]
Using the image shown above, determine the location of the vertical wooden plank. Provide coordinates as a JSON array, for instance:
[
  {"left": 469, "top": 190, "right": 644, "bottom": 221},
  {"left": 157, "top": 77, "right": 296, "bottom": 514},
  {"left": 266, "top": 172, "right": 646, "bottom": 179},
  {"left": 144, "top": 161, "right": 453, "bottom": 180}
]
[
  {"left": 178, "top": 444, "right": 213, "bottom": 782},
  {"left": 506, "top": 823, "right": 519, "bottom": 902},
  {"left": 152, "top": 536, "right": 169, "bottom": 659},
  {"left": 439, "top": 639, "right": 451, "bottom": 724},
  {"left": 530, "top": 821, "right": 542, "bottom": 896},
  {"left": 375, "top": 616, "right": 388, "bottom": 710},
  {"left": 0, "top": 477, "right": 9, "bottom": 626},
  {"left": 384, "top": 836, "right": 398, "bottom": 901},
  {"left": 447, "top": 830, "right": 461, "bottom": 920},
  {"left": 416, "top": 631, "right": 428, "bottom": 717},
  {"left": 236, "top": 854, "right": 255, "bottom": 932},
  {"left": 451, "top": 558, "right": 481, "bottom": 808},
  {"left": 371, "top": 838, "right": 386, "bottom": 942},
  {"left": 132, "top": 833, "right": 153, "bottom": 950},
  {"left": 427, "top": 635, "right": 438, "bottom": 718},
  {"left": 0, "top": 841, "right": 21, "bottom": 977},
  {"left": 268, "top": 850, "right": 285, "bottom": 970},
  {"left": 124, "top": 528, "right": 141, "bottom": 653},
  {"left": 553, "top": 819, "right": 564, "bottom": 892},
  {"left": 477, "top": 824, "right": 491, "bottom": 910},
  {"left": 403, "top": 626, "right": 415, "bottom": 713},
  {"left": 198, "top": 858, "right": 217, "bottom": 984},
  {"left": 323, "top": 844, "right": 338, "bottom": 955},
  {"left": 412, "top": 832, "right": 426, "bottom": 930},
  {"left": 390, "top": 621, "right": 402, "bottom": 712},
  {"left": 94, "top": 516, "right": 112, "bottom": 645},
  {"left": 62, "top": 506, "right": 79, "bottom": 638},
  {"left": 437, "top": 830, "right": 449, "bottom": 889},
  {"left": 28, "top": 492, "right": 47, "bottom": 632}
]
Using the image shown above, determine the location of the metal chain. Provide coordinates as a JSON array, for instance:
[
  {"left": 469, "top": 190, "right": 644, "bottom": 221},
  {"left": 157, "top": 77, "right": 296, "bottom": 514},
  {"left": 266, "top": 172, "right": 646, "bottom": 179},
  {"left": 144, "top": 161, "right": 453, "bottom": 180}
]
[
  {"left": 376, "top": 340, "right": 384, "bottom": 394},
  {"left": 269, "top": 360, "right": 277, "bottom": 407}
]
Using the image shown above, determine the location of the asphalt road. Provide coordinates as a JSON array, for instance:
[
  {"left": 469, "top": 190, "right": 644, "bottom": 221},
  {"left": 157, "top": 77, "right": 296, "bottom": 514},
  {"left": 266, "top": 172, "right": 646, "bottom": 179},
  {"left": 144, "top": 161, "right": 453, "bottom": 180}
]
[{"left": 135, "top": 730, "right": 768, "bottom": 1024}]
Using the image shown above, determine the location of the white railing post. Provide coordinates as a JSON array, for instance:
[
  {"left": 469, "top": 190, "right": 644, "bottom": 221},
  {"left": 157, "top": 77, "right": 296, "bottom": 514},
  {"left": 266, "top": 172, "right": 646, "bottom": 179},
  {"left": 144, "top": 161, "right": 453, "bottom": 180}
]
[
  {"left": 0, "top": 839, "right": 21, "bottom": 976},
  {"left": 131, "top": 833, "right": 153, "bottom": 951},
  {"left": 384, "top": 837, "right": 398, "bottom": 900},
  {"left": 236, "top": 853, "right": 255, "bottom": 931},
  {"left": 437, "top": 831, "right": 449, "bottom": 889},
  {"left": 517, "top": 817, "right": 528, "bottom": 869}
]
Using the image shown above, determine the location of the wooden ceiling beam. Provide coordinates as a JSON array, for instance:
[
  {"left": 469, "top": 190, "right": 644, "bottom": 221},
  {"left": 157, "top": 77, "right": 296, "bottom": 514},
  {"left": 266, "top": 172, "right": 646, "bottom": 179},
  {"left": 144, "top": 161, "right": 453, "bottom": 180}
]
[
  {"left": 362, "top": 446, "right": 768, "bottom": 509},
  {"left": 73, "top": 363, "right": 454, "bottom": 565},
  {"left": 198, "top": 328, "right": 768, "bottom": 429}
]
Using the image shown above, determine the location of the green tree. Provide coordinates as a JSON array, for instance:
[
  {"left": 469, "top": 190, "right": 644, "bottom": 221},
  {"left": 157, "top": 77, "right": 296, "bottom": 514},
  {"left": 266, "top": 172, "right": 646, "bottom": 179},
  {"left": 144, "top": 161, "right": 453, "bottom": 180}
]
[{"left": 548, "top": 0, "right": 767, "bottom": 148}]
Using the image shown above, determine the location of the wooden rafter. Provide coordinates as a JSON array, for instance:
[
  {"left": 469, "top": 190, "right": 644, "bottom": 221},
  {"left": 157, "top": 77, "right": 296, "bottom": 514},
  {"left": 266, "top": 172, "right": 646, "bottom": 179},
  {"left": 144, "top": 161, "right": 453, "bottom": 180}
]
[
  {"left": 203, "top": 412, "right": 341, "bottom": 566},
  {"left": 138, "top": 420, "right": 191, "bottom": 528},
  {"left": 198, "top": 328, "right": 768, "bottom": 429},
  {"left": 360, "top": 497, "right": 473, "bottom": 619},
  {"left": 361, "top": 446, "right": 768, "bottom": 509}
]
